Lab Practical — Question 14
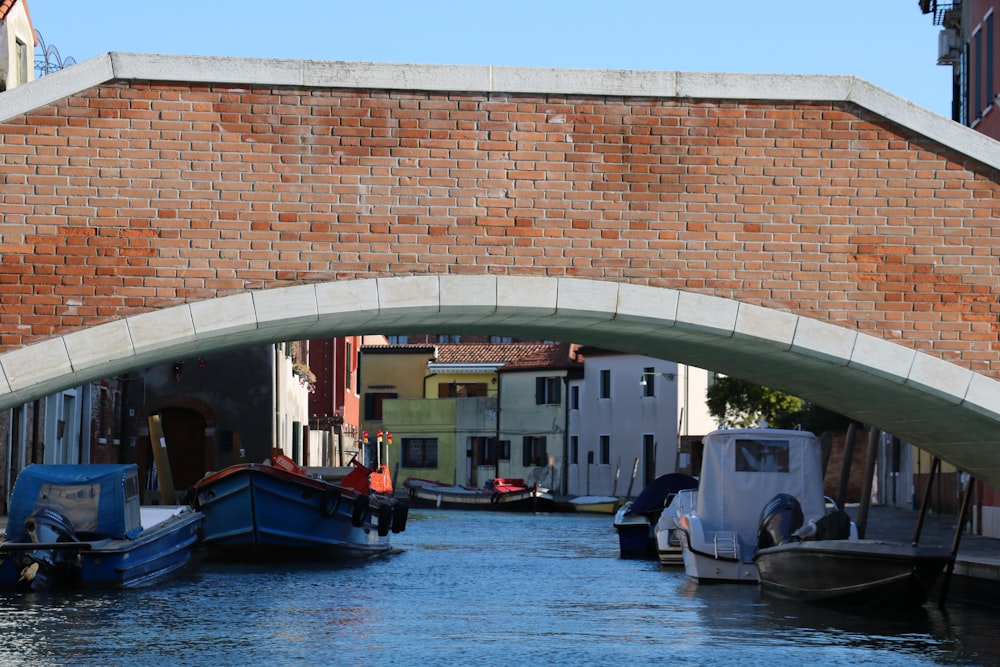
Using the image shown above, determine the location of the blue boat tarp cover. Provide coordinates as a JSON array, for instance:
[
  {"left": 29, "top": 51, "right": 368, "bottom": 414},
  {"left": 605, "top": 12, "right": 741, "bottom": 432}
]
[
  {"left": 6, "top": 464, "right": 143, "bottom": 541},
  {"left": 626, "top": 473, "right": 699, "bottom": 516}
]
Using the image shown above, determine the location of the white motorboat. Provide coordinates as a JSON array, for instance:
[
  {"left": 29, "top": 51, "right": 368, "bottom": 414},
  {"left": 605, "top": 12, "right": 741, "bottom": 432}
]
[
  {"left": 654, "top": 487, "right": 694, "bottom": 566},
  {"left": 673, "top": 427, "right": 827, "bottom": 583}
]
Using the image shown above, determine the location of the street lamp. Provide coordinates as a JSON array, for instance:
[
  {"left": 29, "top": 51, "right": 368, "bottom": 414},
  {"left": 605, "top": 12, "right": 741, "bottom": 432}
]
[{"left": 639, "top": 370, "right": 675, "bottom": 386}]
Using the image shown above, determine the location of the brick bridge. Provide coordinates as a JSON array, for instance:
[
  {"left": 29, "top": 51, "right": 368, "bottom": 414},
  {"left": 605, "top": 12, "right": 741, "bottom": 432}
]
[{"left": 2, "top": 53, "right": 1000, "bottom": 484}]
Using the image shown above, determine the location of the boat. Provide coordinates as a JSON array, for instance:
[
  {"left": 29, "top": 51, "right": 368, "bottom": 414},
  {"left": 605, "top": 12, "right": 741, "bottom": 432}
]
[
  {"left": 562, "top": 495, "right": 622, "bottom": 514},
  {"left": 404, "top": 477, "right": 555, "bottom": 511},
  {"left": 752, "top": 491, "right": 954, "bottom": 608},
  {"left": 192, "top": 454, "right": 408, "bottom": 561},
  {"left": 654, "top": 487, "right": 696, "bottom": 566},
  {"left": 673, "top": 427, "right": 828, "bottom": 582},
  {"left": 0, "top": 464, "right": 202, "bottom": 591},
  {"left": 613, "top": 473, "right": 698, "bottom": 559}
]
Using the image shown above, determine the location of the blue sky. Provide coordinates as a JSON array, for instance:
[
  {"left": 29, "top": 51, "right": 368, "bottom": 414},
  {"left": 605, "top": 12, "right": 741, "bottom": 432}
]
[{"left": 28, "top": 1, "right": 951, "bottom": 117}]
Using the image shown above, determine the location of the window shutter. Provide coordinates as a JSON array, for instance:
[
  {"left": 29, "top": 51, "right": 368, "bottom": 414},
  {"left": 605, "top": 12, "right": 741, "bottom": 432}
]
[
  {"left": 522, "top": 436, "right": 532, "bottom": 465},
  {"left": 535, "top": 377, "right": 544, "bottom": 404}
]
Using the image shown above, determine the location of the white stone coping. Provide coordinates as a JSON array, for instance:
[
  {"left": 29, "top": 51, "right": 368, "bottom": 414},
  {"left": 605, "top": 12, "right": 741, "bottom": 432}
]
[
  {"left": 1, "top": 277, "right": 997, "bottom": 425},
  {"left": 1, "top": 52, "right": 999, "bottom": 171}
]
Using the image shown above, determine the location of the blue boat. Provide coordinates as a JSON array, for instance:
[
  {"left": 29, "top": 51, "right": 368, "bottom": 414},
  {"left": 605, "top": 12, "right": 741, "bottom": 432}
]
[
  {"left": 0, "top": 464, "right": 203, "bottom": 591},
  {"left": 191, "top": 458, "right": 408, "bottom": 561}
]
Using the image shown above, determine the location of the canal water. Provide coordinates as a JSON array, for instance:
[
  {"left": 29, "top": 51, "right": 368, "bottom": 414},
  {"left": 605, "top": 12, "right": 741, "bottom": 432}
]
[{"left": 2, "top": 509, "right": 1000, "bottom": 666}]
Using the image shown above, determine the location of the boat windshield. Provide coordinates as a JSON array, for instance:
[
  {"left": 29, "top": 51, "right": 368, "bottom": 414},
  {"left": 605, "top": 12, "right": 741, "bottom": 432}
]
[{"left": 734, "top": 439, "right": 790, "bottom": 473}]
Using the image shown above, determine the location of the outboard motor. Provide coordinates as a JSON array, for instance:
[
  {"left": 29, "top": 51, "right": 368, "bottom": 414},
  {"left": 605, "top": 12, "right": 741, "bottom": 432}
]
[
  {"left": 19, "top": 507, "right": 80, "bottom": 592},
  {"left": 756, "top": 493, "right": 804, "bottom": 550}
]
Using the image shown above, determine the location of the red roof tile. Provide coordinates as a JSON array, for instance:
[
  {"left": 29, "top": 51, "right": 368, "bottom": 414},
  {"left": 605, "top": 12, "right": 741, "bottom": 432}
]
[{"left": 362, "top": 341, "right": 580, "bottom": 370}]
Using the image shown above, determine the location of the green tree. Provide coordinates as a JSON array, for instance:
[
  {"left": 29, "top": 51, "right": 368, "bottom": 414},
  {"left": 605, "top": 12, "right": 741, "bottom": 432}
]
[
  {"left": 705, "top": 377, "right": 803, "bottom": 428},
  {"left": 706, "top": 376, "right": 853, "bottom": 432}
]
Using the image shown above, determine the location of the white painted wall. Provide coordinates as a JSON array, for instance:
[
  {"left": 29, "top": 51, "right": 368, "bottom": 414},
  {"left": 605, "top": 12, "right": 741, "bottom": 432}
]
[
  {"left": 497, "top": 371, "right": 565, "bottom": 488},
  {"left": 0, "top": 1, "right": 33, "bottom": 90},
  {"left": 43, "top": 387, "right": 83, "bottom": 464},
  {"left": 274, "top": 345, "right": 311, "bottom": 464},
  {"left": 677, "top": 365, "right": 718, "bottom": 437},
  {"left": 567, "top": 354, "right": 680, "bottom": 498}
]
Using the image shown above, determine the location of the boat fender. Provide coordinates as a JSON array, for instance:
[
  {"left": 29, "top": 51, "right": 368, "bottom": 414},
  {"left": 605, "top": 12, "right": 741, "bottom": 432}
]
[
  {"left": 391, "top": 501, "right": 409, "bottom": 534},
  {"left": 321, "top": 489, "right": 341, "bottom": 518},
  {"left": 377, "top": 504, "right": 393, "bottom": 536},
  {"left": 351, "top": 493, "right": 370, "bottom": 527}
]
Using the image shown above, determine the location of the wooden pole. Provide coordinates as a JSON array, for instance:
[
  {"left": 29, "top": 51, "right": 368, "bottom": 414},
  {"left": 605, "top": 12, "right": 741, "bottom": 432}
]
[
  {"left": 835, "top": 423, "right": 857, "bottom": 509},
  {"left": 819, "top": 431, "right": 833, "bottom": 478},
  {"left": 913, "top": 456, "right": 941, "bottom": 546},
  {"left": 855, "top": 428, "right": 879, "bottom": 539},
  {"left": 611, "top": 458, "right": 622, "bottom": 496},
  {"left": 147, "top": 414, "right": 176, "bottom": 505},
  {"left": 625, "top": 457, "right": 639, "bottom": 499},
  {"left": 939, "top": 475, "right": 975, "bottom": 608}
]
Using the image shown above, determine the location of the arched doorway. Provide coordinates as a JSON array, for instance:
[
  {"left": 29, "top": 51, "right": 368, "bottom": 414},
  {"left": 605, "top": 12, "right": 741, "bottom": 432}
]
[
  {"left": 137, "top": 400, "right": 215, "bottom": 502},
  {"left": 159, "top": 407, "right": 209, "bottom": 493}
]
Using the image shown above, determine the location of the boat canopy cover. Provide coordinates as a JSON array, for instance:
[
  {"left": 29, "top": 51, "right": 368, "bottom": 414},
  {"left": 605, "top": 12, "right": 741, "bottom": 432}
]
[
  {"left": 627, "top": 473, "right": 699, "bottom": 516},
  {"left": 696, "top": 428, "right": 826, "bottom": 545},
  {"left": 6, "top": 464, "right": 144, "bottom": 541}
]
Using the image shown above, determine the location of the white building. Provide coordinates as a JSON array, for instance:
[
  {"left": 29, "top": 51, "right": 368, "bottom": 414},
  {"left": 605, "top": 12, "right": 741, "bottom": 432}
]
[
  {"left": 566, "top": 348, "right": 715, "bottom": 498},
  {"left": 0, "top": 0, "right": 34, "bottom": 92}
]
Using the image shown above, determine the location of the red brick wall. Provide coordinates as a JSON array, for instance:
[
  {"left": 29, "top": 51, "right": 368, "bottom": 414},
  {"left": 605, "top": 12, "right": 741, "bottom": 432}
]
[{"left": 3, "top": 82, "right": 999, "bottom": 375}]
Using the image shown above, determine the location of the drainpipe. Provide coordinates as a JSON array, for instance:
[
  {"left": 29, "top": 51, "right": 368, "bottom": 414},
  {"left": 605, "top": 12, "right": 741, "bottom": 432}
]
[
  {"left": 271, "top": 346, "right": 278, "bottom": 453},
  {"left": 30, "top": 399, "right": 41, "bottom": 464},
  {"left": 561, "top": 376, "right": 570, "bottom": 496},
  {"left": 495, "top": 373, "right": 502, "bottom": 481}
]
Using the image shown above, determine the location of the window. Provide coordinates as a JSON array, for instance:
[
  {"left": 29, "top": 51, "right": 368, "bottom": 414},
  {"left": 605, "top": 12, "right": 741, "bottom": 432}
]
[
  {"left": 570, "top": 385, "right": 579, "bottom": 410},
  {"left": 15, "top": 39, "right": 27, "bottom": 86},
  {"left": 735, "top": 439, "right": 790, "bottom": 473},
  {"left": 535, "top": 377, "right": 561, "bottom": 405},
  {"left": 643, "top": 434, "right": 656, "bottom": 487},
  {"left": 439, "top": 382, "right": 488, "bottom": 398},
  {"left": 570, "top": 435, "right": 579, "bottom": 465},
  {"left": 599, "top": 435, "right": 611, "bottom": 465},
  {"left": 489, "top": 335, "right": 513, "bottom": 344},
  {"left": 988, "top": 12, "right": 995, "bottom": 106},
  {"left": 345, "top": 342, "right": 353, "bottom": 389},
  {"left": 975, "top": 27, "right": 983, "bottom": 118},
  {"left": 469, "top": 437, "right": 496, "bottom": 466},
  {"left": 437, "top": 334, "right": 461, "bottom": 343},
  {"left": 642, "top": 366, "right": 655, "bottom": 397},
  {"left": 522, "top": 436, "right": 547, "bottom": 467},
  {"left": 402, "top": 437, "right": 438, "bottom": 468},
  {"left": 599, "top": 370, "right": 611, "bottom": 399},
  {"left": 386, "top": 335, "right": 408, "bottom": 344}
]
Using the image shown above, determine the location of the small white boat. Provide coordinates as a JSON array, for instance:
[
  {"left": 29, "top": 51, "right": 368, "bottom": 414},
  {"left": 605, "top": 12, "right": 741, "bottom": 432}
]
[
  {"left": 654, "top": 488, "right": 694, "bottom": 566},
  {"left": 673, "top": 427, "right": 828, "bottom": 582}
]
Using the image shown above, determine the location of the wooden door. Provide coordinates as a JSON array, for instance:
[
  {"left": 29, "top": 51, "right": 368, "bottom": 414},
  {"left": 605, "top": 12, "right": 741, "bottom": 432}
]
[{"left": 160, "top": 407, "right": 208, "bottom": 492}]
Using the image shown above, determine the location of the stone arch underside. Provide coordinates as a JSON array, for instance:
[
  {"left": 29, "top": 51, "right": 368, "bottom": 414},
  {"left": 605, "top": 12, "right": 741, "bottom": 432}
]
[{"left": 1, "top": 276, "right": 999, "bottom": 485}]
